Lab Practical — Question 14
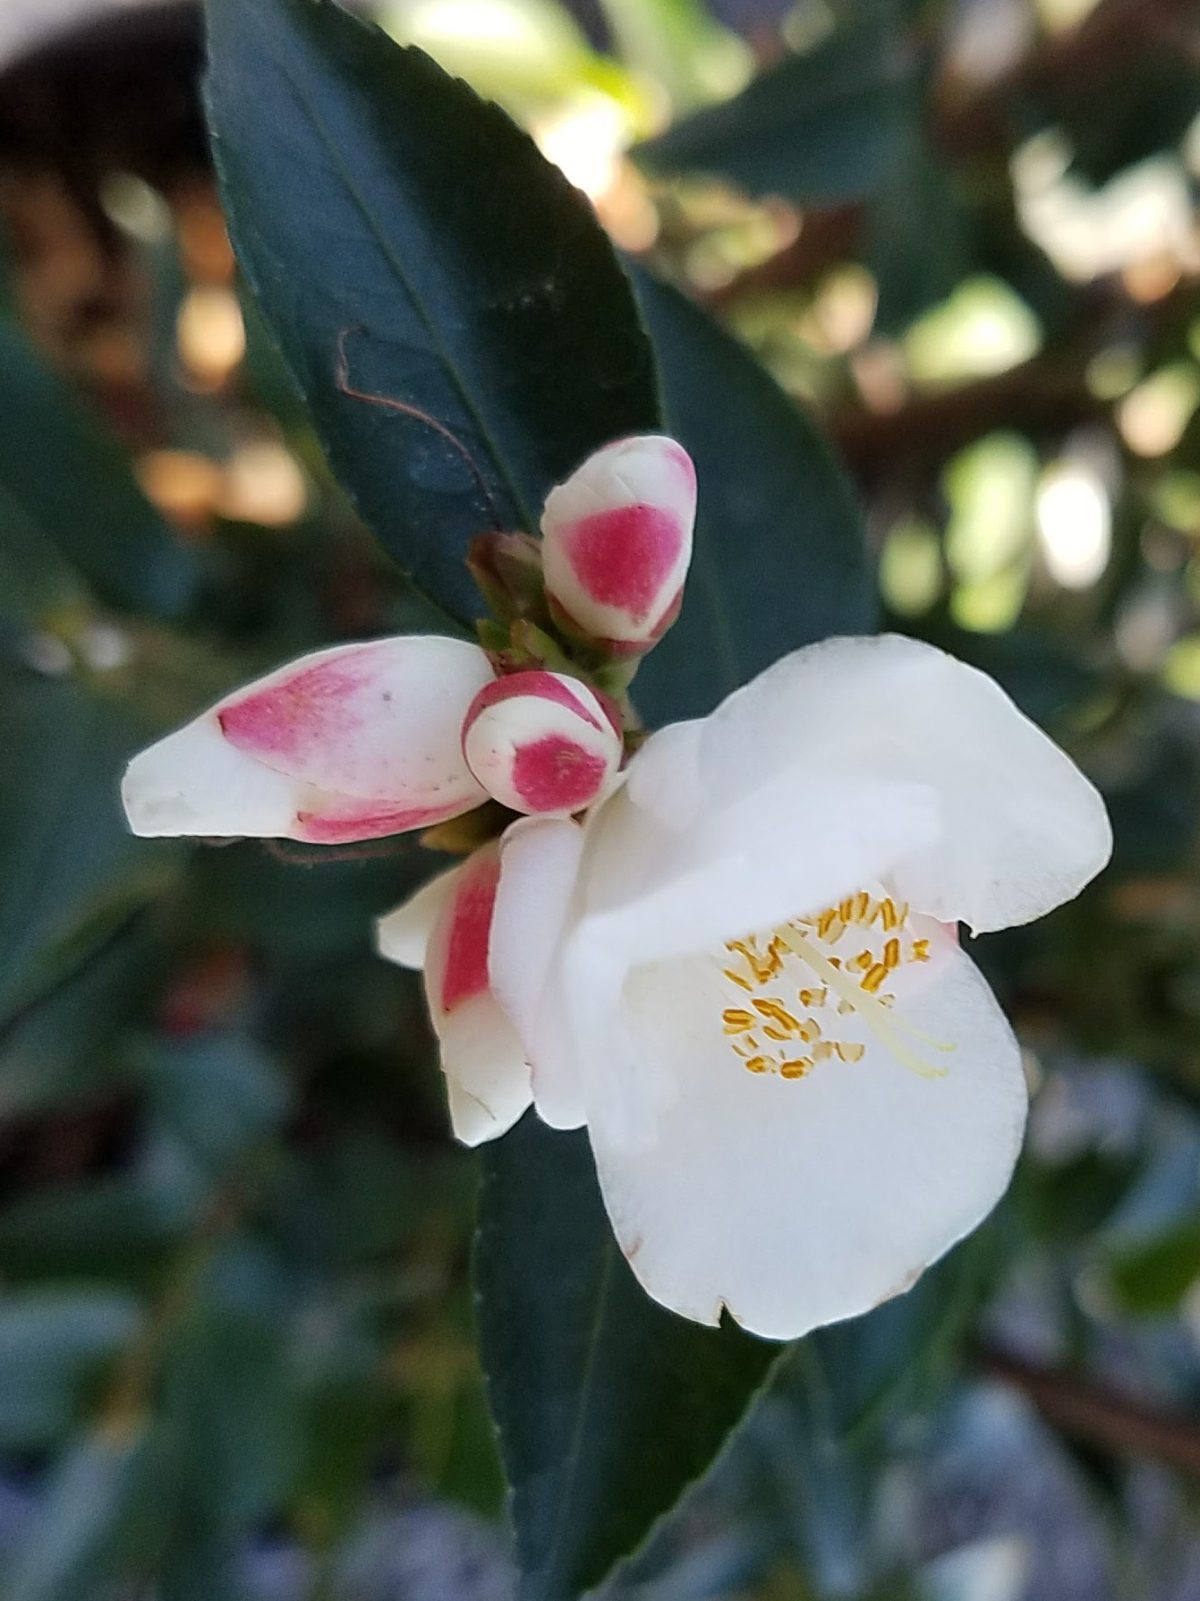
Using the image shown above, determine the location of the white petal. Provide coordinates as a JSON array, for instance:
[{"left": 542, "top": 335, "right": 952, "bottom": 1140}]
[
  {"left": 586, "top": 922, "right": 1026, "bottom": 1339},
  {"left": 490, "top": 817, "right": 584, "bottom": 1057},
  {"left": 376, "top": 867, "right": 461, "bottom": 969},
  {"left": 577, "top": 774, "right": 941, "bottom": 966},
  {"left": 696, "top": 633, "right": 1110, "bottom": 933},
  {"left": 440, "top": 995, "right": 532, "bottom": 1147},
  {"left": 122, "top": 716, "right": 303, "bottom": 839},
  {"left": 419, "top": 844, "right": 533, "bottom": 1145},
  {"left": 491, "top": 817, "right": 588, "bottom": 1130}
]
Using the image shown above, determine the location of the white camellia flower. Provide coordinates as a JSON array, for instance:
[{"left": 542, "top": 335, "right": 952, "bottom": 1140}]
[{"left": 382, "top": 633, "right": 1111, "bottom": 1342}]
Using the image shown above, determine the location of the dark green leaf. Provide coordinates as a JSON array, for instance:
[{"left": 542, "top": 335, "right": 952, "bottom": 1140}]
[
  {"left": 203, "top": 0, "right": 659, "bottom": 624},
  {"left": 867, "top": 133, "right": 972, "bottom": 337},
  {"left": 633, "top": 14, "right": 914, "bottom": 205},
  {"left": 633, "top": 270, "right": 874, "bottom": 723},
  {"left": 0, "top": 675, "right": 178, "bottom": 1024},
  {"left": 0, "top": 920, "right": 162, "bottom": 1120},
  {"left": 0, "top": 318, "right": 197, "bottom": 621},
  {"left": 0, "top": 1291, "right": 140, "bottom": 1452},
  {"left": 476, "top": 1117, "right": 781, "bottom": 1601}
]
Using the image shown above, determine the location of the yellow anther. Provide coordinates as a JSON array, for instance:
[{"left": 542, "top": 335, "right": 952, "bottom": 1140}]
[
  {"left": 723, "top": 967, "right": 753, "bottom": 993},
  {"left": 722, "top": 1008, "right": 755, "bottom": 1034},
  {"left": 779, "top": 1058, "right": 813, "bottom": 1079},
  {"left": 798, "top": 987, "right": 827, "bottom": 1007},
  {"left": 862, "top": 963, "right": 890, "bottom": 994},
  {"left": 839, "top": 897, "right": 855, "bottom": 922},
  {"left": 884, "top": 938, "right": 900, "bottom": 969},
  {"left": 911, "top": 938, "right": 930, "bottom": 962},
  {"left": 753, "top": 998, "right": 801, "bottom": 1030},
  {"left": 849, "top": 949, "right": 874, "bottom": 974},
  {"left": 743, "top": 1055, "right": 771, "bottom": 1075},
  {"left": 798, "top": 1018, "right": 822, "bottom": 1042},
  {"left": 880, "top": 898, "right": 899, "bottom": 931}
]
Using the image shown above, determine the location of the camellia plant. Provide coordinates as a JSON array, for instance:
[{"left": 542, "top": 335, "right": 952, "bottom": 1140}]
[{"left": 99, "top": 0, "right": 1116, "bottom": 1592}]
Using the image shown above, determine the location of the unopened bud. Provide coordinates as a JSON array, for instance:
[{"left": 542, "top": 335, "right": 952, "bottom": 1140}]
[
  {"left": 462, "top": 670, "right": 622, "bottom": 817},
  {"left": 541, "top": 435, "right": 696, "bottom": 655}
]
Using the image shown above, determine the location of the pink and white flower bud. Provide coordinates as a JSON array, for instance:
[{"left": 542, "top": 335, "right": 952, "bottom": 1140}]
[
  {"left": 461, "top": 670, "right": 622, "bottom": 817},
  {"left": 541, "top": 435, "right": 696, "bottom": 653},
  {"left": 121, "top": 636, "right": 495, "bottom": 845}
]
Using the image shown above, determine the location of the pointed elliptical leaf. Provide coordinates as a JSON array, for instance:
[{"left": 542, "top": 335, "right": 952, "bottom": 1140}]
[
  {"left": 203, "top": 0, "right": 658, "bottom": 625},
  {"left": 633, "top": 269, "right": 874, "bottom": 723},
  {"left": 633, "top": 8, "right": 914, "bottom": 206},
  {"left": 204, "top": 6, "right": 874, "bottom": 1595},
  {"left": 476, "top": 1118, "right": 780, "bottom": 1601}
]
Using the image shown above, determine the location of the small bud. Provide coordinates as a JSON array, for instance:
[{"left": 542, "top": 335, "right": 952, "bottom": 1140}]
[
  {"left": 462, "top": 670, "right": 622, "bottom": 817},
  {"left": 541, "top": 435, "right": 696, "bottom": 655}
]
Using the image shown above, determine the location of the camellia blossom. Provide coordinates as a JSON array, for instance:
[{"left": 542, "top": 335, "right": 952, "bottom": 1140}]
[
  {"left": 461, "top": 669, "right": 623, "bottom": 817},
  {"left": 541, "top": 434, "right": 696, "bottom": 652},
  {"left": 122, "top": 635, "right": 496, "bottom": 844},
  {"left": 382, "top": 634, "right": 1112, "bottom": 1341}
]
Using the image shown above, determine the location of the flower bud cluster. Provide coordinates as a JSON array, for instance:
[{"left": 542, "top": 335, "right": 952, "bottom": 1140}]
[{"left": 457, "top": 434, "right": 697, "bottom": 817}]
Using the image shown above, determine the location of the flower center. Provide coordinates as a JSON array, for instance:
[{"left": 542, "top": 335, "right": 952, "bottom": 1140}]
[{"left": 720, "top": 891, "right": 945, "bottom": 1082}]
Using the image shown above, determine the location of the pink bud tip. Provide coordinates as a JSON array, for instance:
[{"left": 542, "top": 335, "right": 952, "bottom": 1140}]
[
  {"left": 541, "top": 435, "right": 696, "bottom": 652},
  {"left": 462, "top": 671, "right": 622, "bottom": 818}
]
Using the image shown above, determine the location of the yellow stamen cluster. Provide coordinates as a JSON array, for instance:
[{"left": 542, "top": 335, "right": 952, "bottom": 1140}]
[{"left": 721, "top": 894, "right": 933, "bottom": 1081}]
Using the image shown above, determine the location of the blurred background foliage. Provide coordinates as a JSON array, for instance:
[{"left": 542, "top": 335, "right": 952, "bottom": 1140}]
[{"left": 0, "top": 0, "right": 1197, "bottom": 1596}]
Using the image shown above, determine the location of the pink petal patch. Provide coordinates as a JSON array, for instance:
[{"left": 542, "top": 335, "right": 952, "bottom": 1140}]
[
  {"left": 465, "top": 670, "right": 620, "bottom": 736},
  {"left": 440, "top": 851, "right": 503, "bottom": 1014},
  {"left": 294, "top": 800, "right": 456, "bottom": 845},
  {"left": 510, "top": 735, "right": 609, "bottom": 814},
  {"left": 217, "top": 638, "right": 493, "bottom": 805},
  {"left": 563, "top": 505, "right": 684, "bottom": 622}
]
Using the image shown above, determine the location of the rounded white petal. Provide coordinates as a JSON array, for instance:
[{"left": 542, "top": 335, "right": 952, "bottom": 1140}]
[
  {"left": 577, "top": 772, "right": 941, "bottom": 966},
  {"left": 440, "top": 996, "right": 532, "bottom": 1147},
  {"left": 490, "top": 817, "right": 589, "bottom": 1130},
  {"left": 420, "top": 844, "right": 532, "bottom": 1145},
  {"left": 541, "top": 435, "right": 696, "bottom": 646},
  {"left": 123, "top": 636, "right": 495, "bottom": 843},
  {"left": 696, "top": 633, "right": 1110, "bottom": 933},
  {"left": 376, "top": 867, "right": 461, "bottom": 970},
  {"left": 586, "top": 925, "right": 1026, "bottom": 1340},
  {"left": 121, "top": 715, "right": 302, "bottom": 839}
]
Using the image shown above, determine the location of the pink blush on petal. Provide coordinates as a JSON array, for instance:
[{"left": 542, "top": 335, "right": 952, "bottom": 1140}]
[
  {"left": 566, "top": 506, "right": 682, "bottom": 620},
  {"left": 440, "top": 854, "right": 502, "bottom": 1013},
  {"left": 219, "top": 656, "right": 373, "bottom": 763},
  {"left": 294, "top": 802, "right": 450, "bottom": 844},
  {"left": 511, "top": 735, "right": 607, "bottom": 814}
]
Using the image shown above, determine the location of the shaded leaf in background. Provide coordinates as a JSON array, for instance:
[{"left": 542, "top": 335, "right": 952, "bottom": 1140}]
[
  {"left": 0, "top": 1292, "right": 140, "bottom": 1454},
  {"left": 868, "top": 132, "right": 972, "bottom": 338},
  {"left": 0, "top": 318, "right": 196, "bottom": 621},
  {"left": 1107, "top": 1217, "right": 1200, "bottom": 1316},
  {"left": 634, "top": 269, "right": 874, "bottom": 723},
  {"left": 0, "top": 1424, "right": 152, "bottom": 1601},
  {"left": 0, "top": 675, "right": 177, "bottom": 1024},
  {"left": 633, "top": 9, "right": 913, "bottom": 205},
  {"left": 476, "top": 1116, "right": 780, "bottom": 1601},
  {"left": 204, "top": 0, "right": 659, "bottom": 627}
]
